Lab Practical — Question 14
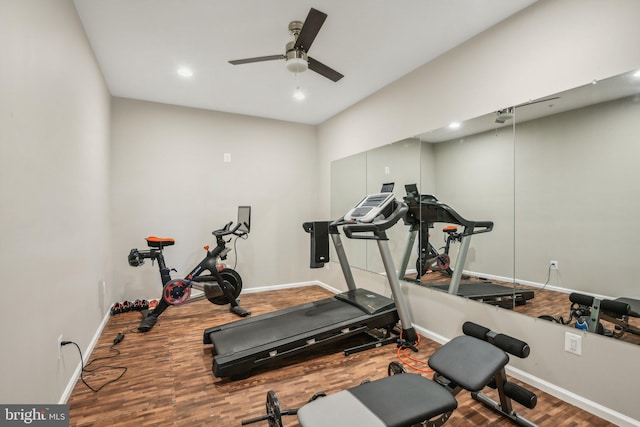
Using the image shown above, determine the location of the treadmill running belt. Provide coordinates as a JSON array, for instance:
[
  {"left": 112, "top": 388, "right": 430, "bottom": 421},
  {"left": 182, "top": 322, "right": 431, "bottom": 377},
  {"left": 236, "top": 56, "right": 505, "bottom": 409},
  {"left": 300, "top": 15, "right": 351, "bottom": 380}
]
[
  {"left": 210, "top": 297, "right": 372, "bottom": 355},
  {"left": 429, "top": 282, "right": 533, "bottom": 299}
]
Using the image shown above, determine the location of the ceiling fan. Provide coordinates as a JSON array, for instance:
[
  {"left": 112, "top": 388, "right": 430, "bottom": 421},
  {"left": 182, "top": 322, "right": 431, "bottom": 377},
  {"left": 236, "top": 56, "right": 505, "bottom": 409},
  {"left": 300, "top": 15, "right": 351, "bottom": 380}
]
[
  {"left": 228, "top": 8, "right": 344, "bottom": 82},
  {"left": 495, "top": 96, "right": 560, "bottom": 123}
]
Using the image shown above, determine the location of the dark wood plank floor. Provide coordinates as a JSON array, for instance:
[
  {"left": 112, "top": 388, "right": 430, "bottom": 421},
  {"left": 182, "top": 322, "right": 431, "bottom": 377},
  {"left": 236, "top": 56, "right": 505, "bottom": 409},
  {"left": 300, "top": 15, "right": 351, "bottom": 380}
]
[{"left": 68, "top": 285, "right": 620, "bottom": 426}]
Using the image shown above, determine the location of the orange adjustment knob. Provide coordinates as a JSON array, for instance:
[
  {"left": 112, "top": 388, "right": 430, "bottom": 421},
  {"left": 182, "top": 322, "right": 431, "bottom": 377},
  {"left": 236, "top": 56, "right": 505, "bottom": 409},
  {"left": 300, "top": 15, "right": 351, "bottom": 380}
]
[{"left": 203, "top": 245, "right": 210, "bottom": 251}]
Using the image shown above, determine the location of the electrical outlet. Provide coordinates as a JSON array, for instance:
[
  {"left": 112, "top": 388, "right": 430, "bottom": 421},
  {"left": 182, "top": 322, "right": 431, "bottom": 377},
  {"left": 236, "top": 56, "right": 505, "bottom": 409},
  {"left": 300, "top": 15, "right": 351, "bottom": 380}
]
[
  {"left": 550, "top": 260, "right": 559, "bottom": 269},
  {"left": 565, "top": 332, "right": 582, "bottom": 355},
  {"left": 58, "top": 334, "right": 63, "bottom": 359}
]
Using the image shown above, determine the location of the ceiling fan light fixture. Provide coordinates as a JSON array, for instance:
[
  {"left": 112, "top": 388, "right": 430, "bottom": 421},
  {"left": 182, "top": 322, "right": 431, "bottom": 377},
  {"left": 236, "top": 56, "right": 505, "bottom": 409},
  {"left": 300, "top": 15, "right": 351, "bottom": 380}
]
[
  {"left": 285, "top": 43, "right": 308, "bottom": 73},
  {"left": 286, "top": 57, "right": 308, "bottom": 73},
  {"left": 495, "top": 108, "right": 514, "bottom": 123}
]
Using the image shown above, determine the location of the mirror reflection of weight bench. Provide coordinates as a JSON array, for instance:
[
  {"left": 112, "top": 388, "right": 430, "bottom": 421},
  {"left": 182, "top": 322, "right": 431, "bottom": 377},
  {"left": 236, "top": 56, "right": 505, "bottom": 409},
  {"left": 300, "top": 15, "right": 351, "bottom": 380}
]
[{"left": 569, "top": 293, "right": 640, "bottom": 338}]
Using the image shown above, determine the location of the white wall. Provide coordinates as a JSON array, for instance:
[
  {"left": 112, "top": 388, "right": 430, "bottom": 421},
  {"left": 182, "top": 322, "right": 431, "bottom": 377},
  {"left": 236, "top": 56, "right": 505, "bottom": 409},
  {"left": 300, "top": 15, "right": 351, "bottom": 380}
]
[
  {"left": 316, "top": 0, "right": 640, "bottom": 424},
  {"left": 0, "top": 0, "right": 111, "bottom": 403},
  {"left": 110, "top": 98, "right": 318, "bottom": 302}
]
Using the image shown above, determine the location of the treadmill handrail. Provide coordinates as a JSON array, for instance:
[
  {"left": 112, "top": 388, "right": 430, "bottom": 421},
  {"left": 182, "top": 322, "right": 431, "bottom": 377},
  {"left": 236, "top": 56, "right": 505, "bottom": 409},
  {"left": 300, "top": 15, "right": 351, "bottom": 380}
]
[
  {"left": 466, "top": 220, "right": 493, "bottom": 236},
  {"left": 406, "top": 197, "right": 493, "bottom": 236},
  {"left": 342, "top": 223, "right": 379, "bottom": 240}
]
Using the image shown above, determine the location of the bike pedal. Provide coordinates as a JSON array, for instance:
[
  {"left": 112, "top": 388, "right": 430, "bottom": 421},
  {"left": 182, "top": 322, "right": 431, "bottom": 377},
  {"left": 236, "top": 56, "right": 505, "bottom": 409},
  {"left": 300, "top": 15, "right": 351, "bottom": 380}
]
[{"left": 138, "top": 314, "right": 158, "bottom": 332}]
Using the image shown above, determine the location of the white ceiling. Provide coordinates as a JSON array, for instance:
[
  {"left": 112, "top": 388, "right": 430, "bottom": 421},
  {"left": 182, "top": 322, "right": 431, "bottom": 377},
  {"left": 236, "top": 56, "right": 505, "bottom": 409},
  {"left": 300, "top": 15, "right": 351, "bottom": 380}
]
[{"left": 73, "top": 0, "right": 538, "bottom": 125}]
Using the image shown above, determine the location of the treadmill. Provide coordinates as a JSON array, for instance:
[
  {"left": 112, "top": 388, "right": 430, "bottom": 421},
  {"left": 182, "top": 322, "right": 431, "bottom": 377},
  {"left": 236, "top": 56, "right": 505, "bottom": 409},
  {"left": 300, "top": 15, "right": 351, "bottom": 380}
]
[
  {"left": 203, "top": 189, "right": 417, "bottom": 380},
  {"left": 398, "top": 184, "right": 534, "bottom": 307}
]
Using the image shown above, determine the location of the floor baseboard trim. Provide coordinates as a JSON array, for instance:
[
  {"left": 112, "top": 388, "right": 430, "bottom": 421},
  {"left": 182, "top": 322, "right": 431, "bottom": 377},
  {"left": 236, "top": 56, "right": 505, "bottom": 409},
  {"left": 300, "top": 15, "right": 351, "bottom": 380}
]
[
  {"left": 58, "top": 309, "right": 111, "bottom": 404},
  {"left": 242, "top": 281, "right": 342, "bottom": 295},
  {"left": 506, "top": 366, "right": 640, "bottom": 426}
]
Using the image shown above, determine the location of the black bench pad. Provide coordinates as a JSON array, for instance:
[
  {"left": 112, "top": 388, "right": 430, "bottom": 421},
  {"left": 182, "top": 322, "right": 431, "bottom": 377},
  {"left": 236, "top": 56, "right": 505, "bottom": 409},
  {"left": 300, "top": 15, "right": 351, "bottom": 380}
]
[{"left": 428, "top": 335, "right": 508, "bottom": 391}]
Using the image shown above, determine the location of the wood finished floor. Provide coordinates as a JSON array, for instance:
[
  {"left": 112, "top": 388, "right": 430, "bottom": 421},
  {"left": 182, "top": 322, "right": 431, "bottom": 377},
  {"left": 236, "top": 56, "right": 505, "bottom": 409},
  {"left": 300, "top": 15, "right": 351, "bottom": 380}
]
[{"left": 67, "top": 285, "right": 623, "bottom": 426}]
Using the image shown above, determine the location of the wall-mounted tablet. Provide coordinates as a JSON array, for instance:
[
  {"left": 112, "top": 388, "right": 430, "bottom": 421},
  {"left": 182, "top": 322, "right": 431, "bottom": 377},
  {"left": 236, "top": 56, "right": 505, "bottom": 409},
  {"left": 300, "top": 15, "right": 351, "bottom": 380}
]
[
  {"left": 380, "top": 182, "right": 395, "bottom": 193},
  {"left": 237, "top": 206, "right": 251, "bottom": 233}
]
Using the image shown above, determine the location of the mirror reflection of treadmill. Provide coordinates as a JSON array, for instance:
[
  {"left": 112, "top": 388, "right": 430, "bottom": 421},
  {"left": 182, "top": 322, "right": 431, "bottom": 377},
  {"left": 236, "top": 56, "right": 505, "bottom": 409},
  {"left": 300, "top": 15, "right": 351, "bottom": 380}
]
[{"left": 401, "top": 184, "right": 534, "bottom": 308}]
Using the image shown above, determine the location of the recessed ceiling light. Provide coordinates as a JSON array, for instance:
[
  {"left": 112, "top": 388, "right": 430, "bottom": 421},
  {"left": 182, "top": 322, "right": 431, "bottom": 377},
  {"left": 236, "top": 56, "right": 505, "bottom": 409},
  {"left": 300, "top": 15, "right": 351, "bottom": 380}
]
[
  {"left": 633, "top": 70, "right": 640, "bottom": 78},
  {"left": 449, "top": 122, "right": 461, "bottom": 129},
  {"left": 177, "top": 67, "right": 193, "bottom": 78}
]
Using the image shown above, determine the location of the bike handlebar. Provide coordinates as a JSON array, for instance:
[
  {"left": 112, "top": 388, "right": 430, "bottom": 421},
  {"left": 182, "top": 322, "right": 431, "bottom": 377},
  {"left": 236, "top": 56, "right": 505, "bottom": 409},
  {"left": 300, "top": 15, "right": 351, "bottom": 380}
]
[{"left": 212, "top": 221, "right": 246, "bottom": 238}]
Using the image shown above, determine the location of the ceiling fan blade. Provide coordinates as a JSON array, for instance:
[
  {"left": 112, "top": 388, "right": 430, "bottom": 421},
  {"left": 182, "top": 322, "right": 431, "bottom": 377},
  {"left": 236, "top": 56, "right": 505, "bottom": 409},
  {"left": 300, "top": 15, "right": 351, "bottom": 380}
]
[
  {"left": 308, "top": 57, "right": 343, "bottom": 82},
  {"left": 294, "top": 8, "right": 327, "bottom": 51},
  {"left": 229, "top": 55, "right": 285, "bottom": 65}
]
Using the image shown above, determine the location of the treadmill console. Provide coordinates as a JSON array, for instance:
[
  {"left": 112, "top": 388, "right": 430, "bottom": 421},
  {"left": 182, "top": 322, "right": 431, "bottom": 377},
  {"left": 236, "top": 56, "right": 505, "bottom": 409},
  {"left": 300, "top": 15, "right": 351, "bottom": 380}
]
[{"left": 344, "top": 192, "right": 395, "bottom": 223}]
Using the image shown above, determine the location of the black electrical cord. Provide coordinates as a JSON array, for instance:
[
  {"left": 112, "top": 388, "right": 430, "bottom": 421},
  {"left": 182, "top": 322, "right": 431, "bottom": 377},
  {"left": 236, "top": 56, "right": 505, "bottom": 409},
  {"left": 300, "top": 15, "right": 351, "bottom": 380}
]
[
  {"left": 541, "top": 263, "right": 552, "bottom": 289},
  {"left": 231, "top": 233, "right": 248, "bottom": 270},
  {"left": 62, "top": 337, "right": 127, "bottom": 392}
]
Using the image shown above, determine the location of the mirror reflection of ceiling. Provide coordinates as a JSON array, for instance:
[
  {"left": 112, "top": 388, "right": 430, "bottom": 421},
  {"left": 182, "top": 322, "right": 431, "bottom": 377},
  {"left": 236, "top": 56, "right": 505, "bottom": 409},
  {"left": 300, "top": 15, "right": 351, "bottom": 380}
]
[{"left": 418, "top": 68, "right": 640, "bottom": 143}]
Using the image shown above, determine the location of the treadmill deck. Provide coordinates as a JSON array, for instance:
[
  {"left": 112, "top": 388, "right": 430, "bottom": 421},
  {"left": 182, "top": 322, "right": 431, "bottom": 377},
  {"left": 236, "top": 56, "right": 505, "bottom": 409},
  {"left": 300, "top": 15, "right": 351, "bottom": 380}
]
[
  {"left": 427, "top": 281, "right": 534, "bottom": 305},
  {"left": 203, "top": 290, "right": 399, "bottom": 379}
]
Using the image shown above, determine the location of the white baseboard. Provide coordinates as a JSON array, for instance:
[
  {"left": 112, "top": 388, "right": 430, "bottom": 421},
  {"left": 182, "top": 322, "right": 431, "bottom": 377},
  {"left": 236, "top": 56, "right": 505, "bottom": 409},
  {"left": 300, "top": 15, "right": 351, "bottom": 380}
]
[
  {"left": 506, "top": 366, "right": 640, "bottom": 427},
  {"left": 58, "top": 309, "right": 112, "bottom": 404},
  {"left": 242, "top": 280, "right": 342, "bottom": 295}
]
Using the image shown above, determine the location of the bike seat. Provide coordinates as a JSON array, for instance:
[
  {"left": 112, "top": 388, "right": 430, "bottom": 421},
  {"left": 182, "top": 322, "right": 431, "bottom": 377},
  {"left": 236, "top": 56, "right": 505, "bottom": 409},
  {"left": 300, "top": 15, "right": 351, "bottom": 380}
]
[
  {"left": 443, "top": 225, "right": 458, "bottom": 233},
  {"left": 146, "top": 236, "right": 175, "bottom": 248}
]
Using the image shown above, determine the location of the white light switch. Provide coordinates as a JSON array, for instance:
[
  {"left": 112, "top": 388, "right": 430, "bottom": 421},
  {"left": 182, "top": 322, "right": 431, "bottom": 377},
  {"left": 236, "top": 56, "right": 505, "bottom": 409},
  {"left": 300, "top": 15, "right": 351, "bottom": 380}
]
[{"left": 223, "top": 153, "right": 231, "bottom": 163}]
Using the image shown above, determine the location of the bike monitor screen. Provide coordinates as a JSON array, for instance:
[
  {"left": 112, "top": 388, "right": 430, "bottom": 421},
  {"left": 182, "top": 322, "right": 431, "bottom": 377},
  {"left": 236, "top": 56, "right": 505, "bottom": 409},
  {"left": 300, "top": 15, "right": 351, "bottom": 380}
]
[
  {"left": 237, "top": 206, "right": 251, "bottom": 233},
  {"left": 380, "top": 182, "right": 395, "bottom": 193}
]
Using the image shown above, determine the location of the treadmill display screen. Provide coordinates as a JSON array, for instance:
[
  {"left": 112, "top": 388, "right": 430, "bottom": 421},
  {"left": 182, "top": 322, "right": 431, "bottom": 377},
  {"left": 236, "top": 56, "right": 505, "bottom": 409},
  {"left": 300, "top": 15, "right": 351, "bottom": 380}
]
[{"left": 344, "top": 192, "right": 395, "bottom": 223}]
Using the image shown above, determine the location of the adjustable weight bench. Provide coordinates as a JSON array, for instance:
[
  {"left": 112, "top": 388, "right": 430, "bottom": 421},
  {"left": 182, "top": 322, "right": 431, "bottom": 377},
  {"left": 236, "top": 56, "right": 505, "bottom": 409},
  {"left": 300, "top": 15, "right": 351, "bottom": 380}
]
[
  {"left": 431, "top": 322, "right": 538, "bottom": 427},
  {"left": 242, "top": 322, "right": 538, "bottom": 427}
]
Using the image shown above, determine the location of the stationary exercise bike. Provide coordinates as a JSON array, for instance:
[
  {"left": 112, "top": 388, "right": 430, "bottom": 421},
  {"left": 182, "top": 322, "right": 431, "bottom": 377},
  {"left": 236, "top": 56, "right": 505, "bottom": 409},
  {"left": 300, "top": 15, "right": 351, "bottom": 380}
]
[
  {"left": 415, "top": 224, "right": 462, "bottom": 277},
  {"left": 403, "top": 188, "right": 462, "bottom": 279},
  {"left": 128, "top": 206, "right": 252, "bottom": 332}
]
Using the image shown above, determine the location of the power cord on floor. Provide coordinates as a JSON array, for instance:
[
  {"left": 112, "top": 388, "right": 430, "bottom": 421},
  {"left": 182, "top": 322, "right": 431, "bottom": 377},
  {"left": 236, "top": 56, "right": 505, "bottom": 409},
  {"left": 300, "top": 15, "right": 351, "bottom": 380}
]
[
  {"left": 396, "top": 333, "right": 433, "bottom": 374},
  {"left": 62, "top": 334, "right": 128, "bottom": 392}
]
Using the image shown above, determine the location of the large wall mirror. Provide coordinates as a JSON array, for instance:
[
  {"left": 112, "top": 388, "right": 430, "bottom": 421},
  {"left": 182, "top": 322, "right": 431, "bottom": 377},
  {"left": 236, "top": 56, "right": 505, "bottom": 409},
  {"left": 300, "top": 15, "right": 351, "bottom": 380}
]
[{"left": 330, "top": 68, "right": 640, "bottom": 348}]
